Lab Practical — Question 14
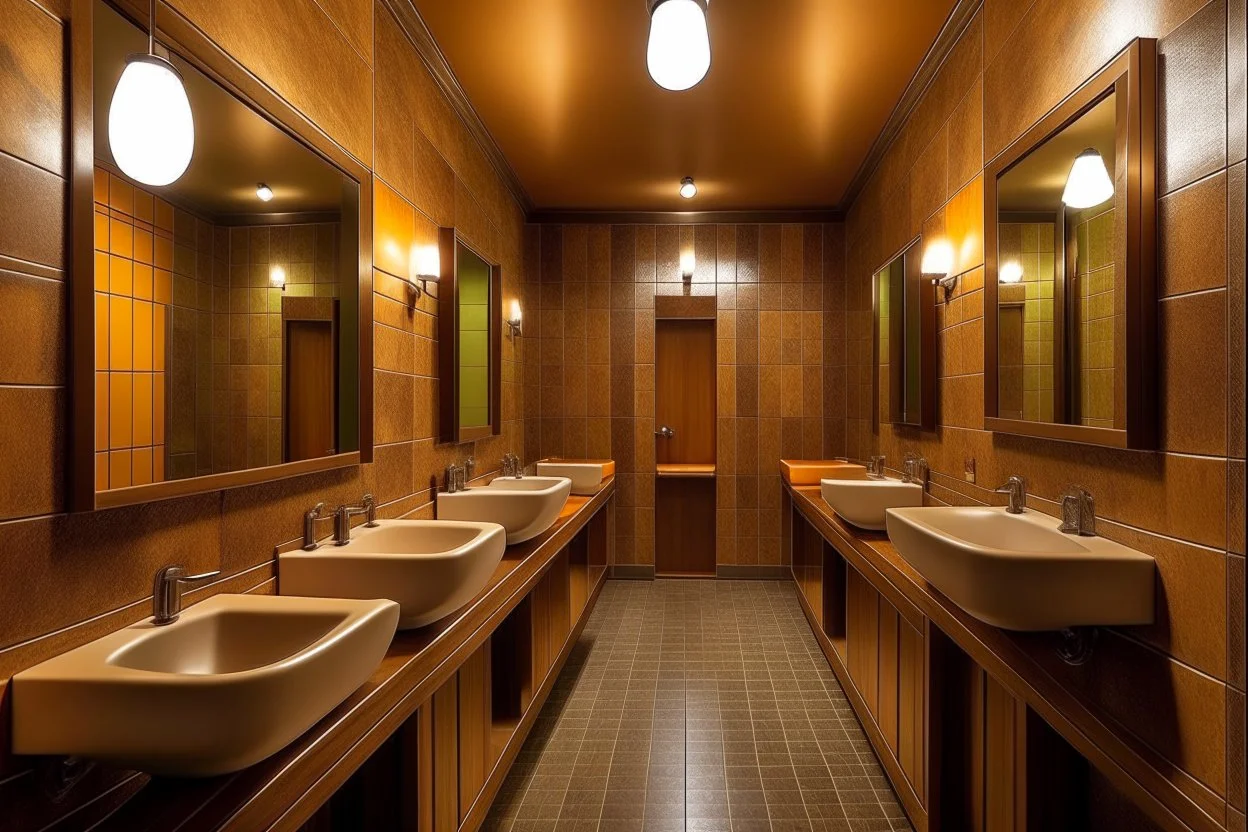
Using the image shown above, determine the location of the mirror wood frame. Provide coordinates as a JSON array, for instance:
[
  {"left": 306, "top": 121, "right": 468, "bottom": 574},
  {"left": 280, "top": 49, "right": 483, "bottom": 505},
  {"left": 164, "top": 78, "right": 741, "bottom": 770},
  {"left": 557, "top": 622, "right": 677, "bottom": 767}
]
[
  {"left": 983, "top": 38, "right": 1157, "bottom": 450},
  {"left": 68, "top": 0, "right": 375, "bottom": 512},
  {"left": 872, "top": 237, "right": 936, "bottom": 432},
  {"left": 437, "top": 229, "right": 503, "bottom": 444}
]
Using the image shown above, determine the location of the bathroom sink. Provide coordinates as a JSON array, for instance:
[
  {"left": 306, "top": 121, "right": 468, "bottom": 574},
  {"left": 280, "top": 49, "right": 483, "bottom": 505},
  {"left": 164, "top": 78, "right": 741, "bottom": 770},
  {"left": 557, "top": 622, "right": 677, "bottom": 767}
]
[
  {"left": 10, "top": 594, "right": 399, "bottom": 776},
  {"left": 820, "top": 472, "right": 923, "bottom": 530},
  {"left": 279, "top": 520, "right": 507, "bottom": 629},
  {"left": 781, "top": 459, "right": 864, "bottom": 486},
  {"left": 535, "top": 459, "right": 615, "bottom": 494},
  {"left": 885, "top": 506, "right": 1155, "bottom": 631},
  {"left": 437, "top": 476, "right": 572, "bottom": 545}
]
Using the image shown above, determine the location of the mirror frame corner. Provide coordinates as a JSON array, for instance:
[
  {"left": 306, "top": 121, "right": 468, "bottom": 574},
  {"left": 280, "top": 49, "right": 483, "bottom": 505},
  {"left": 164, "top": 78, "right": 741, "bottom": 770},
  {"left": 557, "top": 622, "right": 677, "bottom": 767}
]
[
  {"left": 437, "top": 230, "right": 503, "bottom": 446},
  {"left": 982, "top": 36, "right": 1158, "bottom": 451},
  {"left": 872, "top": 237, "right": 937, "bottom": 433},
  {"left": 68, "top": 0, "right": 375, "bottom": 512}
]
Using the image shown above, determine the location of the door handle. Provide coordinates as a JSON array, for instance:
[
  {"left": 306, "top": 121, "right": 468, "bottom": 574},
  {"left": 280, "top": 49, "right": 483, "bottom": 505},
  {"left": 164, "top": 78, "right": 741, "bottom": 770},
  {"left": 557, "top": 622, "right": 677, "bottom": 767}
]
[{"left": 655, "top": 425, "right": 675, "bottom": 439}]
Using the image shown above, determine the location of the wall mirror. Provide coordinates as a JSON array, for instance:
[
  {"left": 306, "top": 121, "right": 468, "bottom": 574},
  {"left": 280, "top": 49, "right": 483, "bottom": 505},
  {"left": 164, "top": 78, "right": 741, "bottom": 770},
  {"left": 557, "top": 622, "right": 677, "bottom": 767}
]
[
  {"left": 71, "top": 0, "right": 373, "bottom": 510},
  {"left": 874, "top": 238, "right": 935, "bottom": 430},
  {"left": 438, "top": 232, "right": 502, "bottom": 444},
  {"left": 985, "top": 38, "right": 1156, "bottom": 449}
]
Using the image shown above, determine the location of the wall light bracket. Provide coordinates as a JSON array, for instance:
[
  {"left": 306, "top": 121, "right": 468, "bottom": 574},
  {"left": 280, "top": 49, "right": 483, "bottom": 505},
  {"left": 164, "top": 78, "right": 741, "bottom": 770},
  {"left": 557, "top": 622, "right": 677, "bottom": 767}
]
[{"left": 506, "top": 298, "right": 523, "bottom": 338}]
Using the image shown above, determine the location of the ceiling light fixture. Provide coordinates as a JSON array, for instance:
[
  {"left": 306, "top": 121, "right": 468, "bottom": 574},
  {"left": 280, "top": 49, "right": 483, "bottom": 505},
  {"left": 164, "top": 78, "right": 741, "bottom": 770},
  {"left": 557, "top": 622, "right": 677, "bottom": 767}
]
[
  {"left": 647, "top": 0, "right": 711, "bottom": 91},
  {"left": 1061, "top": 148, "right": 1114, "bottom": 209},
  {"left": 108, "top": 0, "right": 194, "bottom": 186},
  {"left": 679, "top": 176, "right": 697, "bottom": 199},
  {"left": 256, "top": 183, "right": 274, "bottom": 202}
]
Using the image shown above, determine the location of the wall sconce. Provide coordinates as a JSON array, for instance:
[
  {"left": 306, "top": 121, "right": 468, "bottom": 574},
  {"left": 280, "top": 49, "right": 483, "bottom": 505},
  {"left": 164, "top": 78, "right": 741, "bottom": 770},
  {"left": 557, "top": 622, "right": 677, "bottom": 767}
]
[
  {"left": 999, "top": 260, "right": 1023, "bottom": 284},
  {"left": 506, "top": 298, "right": 523, "bottom": 337},
  {"left": 401, "top": 242, "right": 441, "bottom": 300},
  {"left": 921, "top": 240, "right": 956, "bottom": 299},
  {"left": 680, "top": 249, "right": 695, "bottom": 281},
  {"left": 269, "top": 265, "right": 286, "bottom": 291}
]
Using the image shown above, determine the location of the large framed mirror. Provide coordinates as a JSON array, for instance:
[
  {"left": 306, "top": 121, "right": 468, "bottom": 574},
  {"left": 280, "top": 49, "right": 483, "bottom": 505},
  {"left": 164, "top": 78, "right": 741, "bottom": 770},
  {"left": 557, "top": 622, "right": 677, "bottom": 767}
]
[
  {"left": 438, "top": 232, "right": 502, "bottom": 444},
  {"left": 984, "top": 38, "right": 1156, "bottom": 449},
  {"left": 874, "top": 238, "right": 935, "bottom": 430},
  {"left": 70, "top": 0, "right": 373, "bottom": 510}
]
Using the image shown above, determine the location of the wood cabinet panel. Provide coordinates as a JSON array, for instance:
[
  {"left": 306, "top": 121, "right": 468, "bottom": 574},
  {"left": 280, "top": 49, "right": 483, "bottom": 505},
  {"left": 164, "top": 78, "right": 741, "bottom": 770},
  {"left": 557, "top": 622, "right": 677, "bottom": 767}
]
[
  {"left": 655, "top": 318, "right": 716, "bottom": 465},
  {"left": 899, "top": 619, "right": 925, "bottom": 802},
  {"left": 655, "top": 475, "right": 716, "bottom": 576},
  {"left": 431, "top": 677, "right": 459, "bottom": 832},
  {"left": 879, "top": 602, "right": 900, "bottom": 755},
  {"left": 458, "top": 644, "right": 490, "bottom": 819},
  {"left": 985, "top": 674, "right": 1021, "bottom": 832},
  {"left": 847, "top": 566, "right": 880, "bottom": 716}
]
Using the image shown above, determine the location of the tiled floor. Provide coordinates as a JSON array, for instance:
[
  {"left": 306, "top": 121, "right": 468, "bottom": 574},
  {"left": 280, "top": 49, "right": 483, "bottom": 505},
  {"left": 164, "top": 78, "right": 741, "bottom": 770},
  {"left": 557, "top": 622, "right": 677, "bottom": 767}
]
[{"left": 484, "top": 579, "right": 913, "bottom": 832}]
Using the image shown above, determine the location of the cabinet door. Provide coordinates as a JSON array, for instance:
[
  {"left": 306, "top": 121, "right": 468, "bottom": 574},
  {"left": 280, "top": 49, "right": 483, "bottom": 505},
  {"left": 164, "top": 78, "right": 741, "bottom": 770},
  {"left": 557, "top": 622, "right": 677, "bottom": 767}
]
[
  {"left": 899, "top": 619, "right": 926, "bottom": 803},
  {"left": 879, "top": 601, "right": 900, "bottom": 755},
  {"left": 846, "top": 567, "right": 879, "bottom": 715}
]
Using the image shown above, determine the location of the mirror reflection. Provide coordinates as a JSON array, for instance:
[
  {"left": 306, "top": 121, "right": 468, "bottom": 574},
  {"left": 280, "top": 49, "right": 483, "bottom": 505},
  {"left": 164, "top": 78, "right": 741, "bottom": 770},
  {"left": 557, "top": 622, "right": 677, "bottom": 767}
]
[
  {"left": 875, "top": 239, "right": 933, "bottom": 429},
  {"left": 994, "top": 91, "right": 1121, "bottom": 428},
  {"left": 92, "top": 0, "right": 360, "bottom": 490},
  {"left": 456, "top": 242, "right": 492, "bottom": 435}
]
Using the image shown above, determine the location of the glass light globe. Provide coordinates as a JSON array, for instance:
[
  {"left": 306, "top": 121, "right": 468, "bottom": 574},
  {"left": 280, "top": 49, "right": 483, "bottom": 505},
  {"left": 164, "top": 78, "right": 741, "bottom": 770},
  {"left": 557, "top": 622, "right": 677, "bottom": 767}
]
[
  {"left": 109, "top": 55, "right": 194, "bottom": 187},
  {"left": 1061, "top": 148, "right": 1113, "bottom": 209},
  {"left": 647, "top": 0, "right": 711, "bottom": 91},
  {"left": 679, "top": 177, "right": 697, "bottom": 198}
]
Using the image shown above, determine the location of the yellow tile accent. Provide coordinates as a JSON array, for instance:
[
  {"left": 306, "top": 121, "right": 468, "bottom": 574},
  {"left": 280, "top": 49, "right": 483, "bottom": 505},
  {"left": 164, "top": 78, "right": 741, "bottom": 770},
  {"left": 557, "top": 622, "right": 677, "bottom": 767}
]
[
  {"left": 108, "top": 217, "right": 133, "bottom": 258},
  {"left": 108, "top": 372, "right": 132, "bottom": 449},
  {"left": 133, "top": 188, "right": 154, "bottom": 225},
  {"left": 133, "top": 228, "right": 153, "bottom": 265},
  {"left": 109, "top": 255, "right": 132, "bottom": 297},
  {"left": 93, "top": 167, "right": 109, "bottom": 205},
  {"left": 153, "top": 373, "right": 165, "bottom": 444},
  {"left": 95, "top": 294, "right": 108, "bottom": 371},
  {"left": 154, "top": 234, "right": 173, "bottom": 270},
  {"left": 108, "top": 296, "right": 132, "bottom": 371},
  {"left": 153, "top": 445, "right": 165, "bottom": 481},
  {"left": 108, "top": 449, "right": 132, "bottom": 489},
  {"left": 94, "top": 210, "right": 109, "bottom": 252},
  {"left": 154, "top": 198, "right": 174, "bottom": 232},
  {"left": 152, "top": 307, "right": 167, "bottom": 372},
  {"left": 131, "top": 447, "right": 153, "bottom": 486},
  {"left": 133, "top": 300, "right": 153, "bottom": 371},
  {"left": 95, "top": 251, "right": 109, "bottom": 292},
  {"left": 95, "top": 452, "right": 108, "bottom": 491},
  {"left": 133, "top": 263, "right": 153, "bottom": 301},
  {"left": 108, "top": 173, "right": 133, "bottom": 216},
  {"left": 95, "top": 371, "right": 108, "bottom": 452},
  {"left": 154, "top": 269, "right": 172, "bottom": 304},
  {"left": 133, "top": 372, "right": 153, "bottom": 446}
]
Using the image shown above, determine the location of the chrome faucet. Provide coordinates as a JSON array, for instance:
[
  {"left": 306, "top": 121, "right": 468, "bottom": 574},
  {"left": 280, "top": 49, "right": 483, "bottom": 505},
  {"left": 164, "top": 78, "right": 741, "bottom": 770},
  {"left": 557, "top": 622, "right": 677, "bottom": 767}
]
[
  {"left": 902, "top": 453, "right": 928, "bottom": 485},
  {"left": 1059, "top": 486, "right": 1096, "bottom": 535},
  {"left": 302, "top": 502, "right": 326, "bottom": 551},
  {"left": 152, "top": 565, "right": 220, "bottom": 625},
  {"left": 333, "top": 493, "right": 377, "bottom": 546},
  {"left": 867, "top": 455, "right": 886, "bottom": 479},
  {"left": 994, "top": 476, "right": 1027, "bottom": 514},
  {"left": 444, "top": 457, "right": 476, "bottom": 493},
  {"left": 501, "top": 453, "right": 523, "bottom": 479}
]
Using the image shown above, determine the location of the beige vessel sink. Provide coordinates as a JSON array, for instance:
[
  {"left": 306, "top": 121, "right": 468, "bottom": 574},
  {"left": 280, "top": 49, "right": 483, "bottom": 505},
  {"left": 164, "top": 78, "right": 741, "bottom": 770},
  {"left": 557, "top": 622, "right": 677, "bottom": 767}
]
[
  {"left": 280, "top": 520, "right": 507, "bottom": 629},
  {"left": 11, "top": 594, "right": 399, "bottom": 776},
  {"left": 820, "top": 473, "right": 923, "bottom": 530},
  {"left": 437, "top": 476, "right": 571, "bottom": 545},
  {"left": 886, "top": 506, "right": 1155, "bottom": 631},
  {"left": 535, "top": 459, "right": 614, "bottom": 494}
]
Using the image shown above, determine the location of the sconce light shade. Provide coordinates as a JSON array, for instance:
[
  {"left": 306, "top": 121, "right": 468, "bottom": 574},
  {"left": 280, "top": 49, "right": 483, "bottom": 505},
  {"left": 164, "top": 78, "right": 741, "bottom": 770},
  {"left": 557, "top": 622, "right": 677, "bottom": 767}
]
[
  {"left": 921, "top": 240, "right": 954, "bottom": 277},
  {"left": 413, "top": 244, "right": 441, "bottom": 281},
  {"left": 507, "top": 298, "right": 523, "bottom": 336},
  {"left": 1061, "top": 148, "right": 1114, "bottom": 209},
  {"left": 999, "top": 260, "right": 1023, "bottom": 284},
  {"left": 647, "top": 0, "right": 711, "bottom": 91},
  {"left": 680, "top": 249, "right": 696, "bottom": 279},
  {"left": 269, "top": 265, "right": 286, "bottom": 290},
  {"left": 109, "top": 55, "right": 194, "bottom": 187}
]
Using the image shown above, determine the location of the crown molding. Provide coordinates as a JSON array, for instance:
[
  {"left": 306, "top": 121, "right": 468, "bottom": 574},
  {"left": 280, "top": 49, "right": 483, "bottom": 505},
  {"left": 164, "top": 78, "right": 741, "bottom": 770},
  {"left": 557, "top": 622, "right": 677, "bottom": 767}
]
[
  {"left": 527, "top": 208, "right": 844, "bottom": 225},
  {"left": 382, "top": 0, "right": 534, "bottom": 214},
  {"left": 835, "top": 0, "right": 983, "bottom": 213}
]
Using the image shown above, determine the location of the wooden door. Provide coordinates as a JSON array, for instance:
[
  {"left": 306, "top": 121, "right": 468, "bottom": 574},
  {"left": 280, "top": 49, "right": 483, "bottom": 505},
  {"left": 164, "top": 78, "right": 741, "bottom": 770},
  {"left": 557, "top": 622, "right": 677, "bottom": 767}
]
[
  {"left": 655, "top": 475, "right": 716, "bottom": 576},
  {"left": 285, "top": 319, "right": 336, "bottom": 461},
  {"left": 655, "top": 319, "right": 715, "bottom": 464}
]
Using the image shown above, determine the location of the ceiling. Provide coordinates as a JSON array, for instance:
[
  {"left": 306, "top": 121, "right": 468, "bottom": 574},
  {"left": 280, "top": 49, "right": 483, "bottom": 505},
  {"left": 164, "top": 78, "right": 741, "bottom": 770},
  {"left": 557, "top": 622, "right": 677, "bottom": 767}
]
[
  {"left": 997, "top": 94, "right": 1118, "bottom": 213},
  {"left": 411, "top": 0, "right": 958, "bottom": 212},
  {"left": 94, "top": 0, "right": 346, "bottom": 220}
]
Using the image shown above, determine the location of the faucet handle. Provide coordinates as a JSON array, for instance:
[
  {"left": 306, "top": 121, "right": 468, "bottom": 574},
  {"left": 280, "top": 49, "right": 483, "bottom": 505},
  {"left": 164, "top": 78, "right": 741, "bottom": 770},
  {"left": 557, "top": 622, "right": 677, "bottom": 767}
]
[
  {"left": 868, "top": 455, "right": 885, "bottom": 477},
  {"left": 152, "top": 565, "right": 221, "bottom": 625},
  {"left": 361, "top": 493, "right": 378, "bottom": 527},
  {"left": 994, "top": 475, "right": 1027, "bottom": 513}
]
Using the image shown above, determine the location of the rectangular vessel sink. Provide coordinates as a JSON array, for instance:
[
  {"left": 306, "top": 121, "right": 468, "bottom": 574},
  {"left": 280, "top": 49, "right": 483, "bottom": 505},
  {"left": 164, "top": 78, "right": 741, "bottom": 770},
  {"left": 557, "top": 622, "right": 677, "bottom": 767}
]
[
  {"left": 821, "top": 473, "right": 923, "bottom": 530},
  {"left": 781, "top": 459, "right": 864, "bottom": 486},
  {"left": 280, "top": 520, "right": 507, "bottom": 629},
  {"left": 11, "top": 594, "right": 399, "bottom": 776},
  {"left": 886, "top": 506, "right": 1155, "bottom": 631},
  {"left": 437, "top": 476, "right": 571, "bottom": 545},
  {"left": 535, "top": 458, "right": 615, "bottom": 494}
]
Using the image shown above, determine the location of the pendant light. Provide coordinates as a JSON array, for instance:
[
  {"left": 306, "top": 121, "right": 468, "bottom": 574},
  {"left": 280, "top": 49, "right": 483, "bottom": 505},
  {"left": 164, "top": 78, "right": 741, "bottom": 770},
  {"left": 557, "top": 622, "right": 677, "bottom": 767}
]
[
  {"left": 1061, "top": 148, "right": 1113, "bottom": 209},
  {"left": 647, "top": 0, "right": 711, "bottom": 91},
  {"left": 108, "top": 0, "right": 194, "bottom": 187}
]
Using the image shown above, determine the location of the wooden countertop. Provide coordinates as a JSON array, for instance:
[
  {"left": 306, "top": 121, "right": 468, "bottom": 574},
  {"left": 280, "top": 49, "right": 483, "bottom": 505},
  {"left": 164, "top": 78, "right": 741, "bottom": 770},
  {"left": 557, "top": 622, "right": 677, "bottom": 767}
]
[
  {"left": 785, "top": 483, "right": 1222, "bottom": 832},
  {"left": 90, "top": 480, "right": 617, "bottom": 832}
]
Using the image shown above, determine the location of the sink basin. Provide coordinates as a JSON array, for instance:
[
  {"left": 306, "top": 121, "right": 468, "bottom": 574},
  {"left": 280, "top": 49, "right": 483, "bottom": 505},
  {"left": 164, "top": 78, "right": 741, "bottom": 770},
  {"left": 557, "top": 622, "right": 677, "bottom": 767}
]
[
  {"left": 11, "top": 594, "right": 399, "bottom": 776},
  {"left": 886, "top": 506, "right": 1155, "bottom": 631},
  {"left": 820, "top": 473, "right": 923, "bottom": 530},
  {"left": 437, "top": 476, "right": 571, "bottom": 545},
  {"left": 781, "top": 459, "right": 864, "bottom": 486},
  {"left": 279, "top": 520, "right": 507, "bottom": 629},
  {"left": 535, "top": 459, "right": 614, "bottom": 494}
]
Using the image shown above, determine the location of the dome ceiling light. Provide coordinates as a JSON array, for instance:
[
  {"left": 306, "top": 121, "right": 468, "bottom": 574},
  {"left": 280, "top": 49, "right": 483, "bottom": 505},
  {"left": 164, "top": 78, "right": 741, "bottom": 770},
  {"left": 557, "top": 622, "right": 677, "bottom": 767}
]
[
  {"left": 647, "top": 0, "right": 711, "bottom": 91},
  {"left": 108, "top": 0, "right": 194, "bottom": 186},
  {"left": 679, "top": 176, "right": 697, "bottom": 199}
]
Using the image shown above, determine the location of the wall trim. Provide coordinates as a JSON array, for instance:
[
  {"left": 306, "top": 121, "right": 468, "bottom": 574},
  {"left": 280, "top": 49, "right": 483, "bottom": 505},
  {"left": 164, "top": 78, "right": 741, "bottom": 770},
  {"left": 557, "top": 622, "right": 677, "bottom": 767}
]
[
  {"left": 528, "top": 208, "right": 844, "bottom": 225},
  {"left": 382, "top": 0, "right": 534, "bottom": 214},
  {"left": 836, "top": 0, "right": 983, "bottom": 213},
  {"left": 611, "top": 565, "right": 656, "bottom": 580},
  {"left": 715, "top": 565, "right": 790, "bottom": 580}
]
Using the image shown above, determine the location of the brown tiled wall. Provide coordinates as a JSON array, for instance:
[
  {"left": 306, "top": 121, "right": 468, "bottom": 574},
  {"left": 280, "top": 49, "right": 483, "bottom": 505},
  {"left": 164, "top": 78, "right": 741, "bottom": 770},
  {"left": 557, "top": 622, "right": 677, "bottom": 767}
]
[
  {"left": 0, "top": 0, "right": 525, "bottom": 775},
  {"left": 840, "top": 1, "right": 1245, "bottom": 820},
  {"left": 522, "top": 223, "right": 846, "bottom": 571}
]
